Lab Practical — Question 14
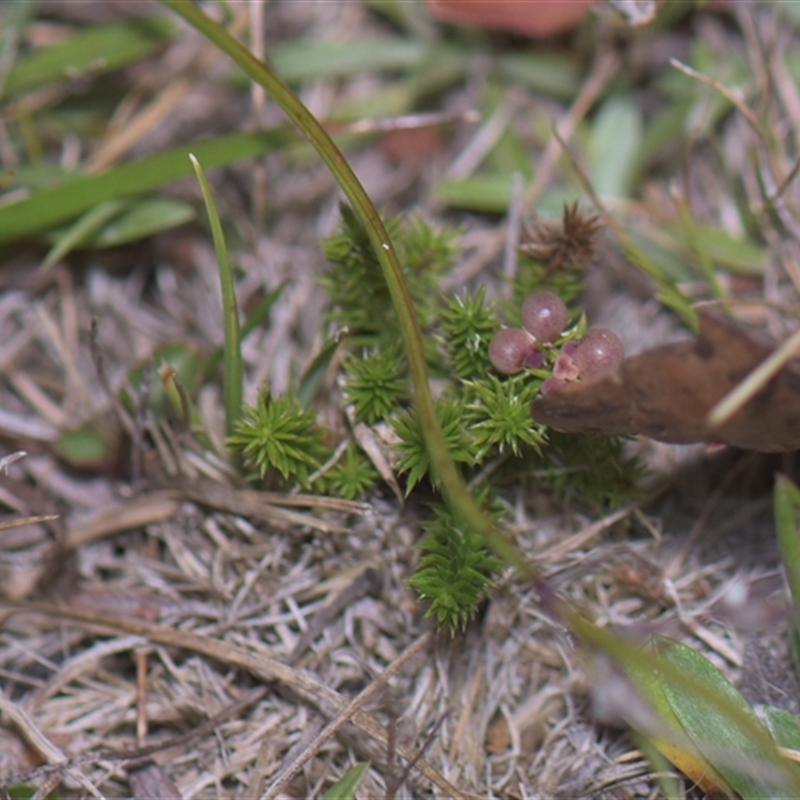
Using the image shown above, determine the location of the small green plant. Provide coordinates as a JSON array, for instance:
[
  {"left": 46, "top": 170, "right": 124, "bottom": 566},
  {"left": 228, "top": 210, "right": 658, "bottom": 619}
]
[
  {"left": 228, "top": 391, "right": 330, "bottom": 488},
  {"left": 408, "top": 496, "right": 504, "bottom": 629},
  {"left": 392, "top": 395, "right": 476, "bottom": 494},
  {"left": 439, "top": 286, "right": 499, "bottom": 380},
  {"left": 322, "top": 444, "right": 379, "bottom": 500},
  {"left": 225, "top": 203, "right": 643, "bottom": 627},
  {"left": 343, "top": 345, "right": 409, "bottom": 424},
  {"left": 319, "top": 205, "right": 644, "bottom": 627}
]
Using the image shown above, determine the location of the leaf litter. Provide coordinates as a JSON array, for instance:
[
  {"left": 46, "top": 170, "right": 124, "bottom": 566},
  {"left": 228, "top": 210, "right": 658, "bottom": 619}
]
[{"left": 2, "top": 1, "right": 800, "bottom": 798}]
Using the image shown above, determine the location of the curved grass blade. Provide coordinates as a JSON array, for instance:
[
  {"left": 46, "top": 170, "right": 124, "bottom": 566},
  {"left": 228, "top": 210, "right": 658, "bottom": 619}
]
[
  {"left": 189, "top": 154, "right": 242, "bottom": 435},
  {"left": 161, "top": 0, "right": 528, "bottom": 574}
]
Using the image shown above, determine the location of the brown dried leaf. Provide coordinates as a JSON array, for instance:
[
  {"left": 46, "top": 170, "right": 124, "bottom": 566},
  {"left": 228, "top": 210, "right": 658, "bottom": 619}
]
[{"left": 533, "top": 308, "right": 800, "bottom": 452}]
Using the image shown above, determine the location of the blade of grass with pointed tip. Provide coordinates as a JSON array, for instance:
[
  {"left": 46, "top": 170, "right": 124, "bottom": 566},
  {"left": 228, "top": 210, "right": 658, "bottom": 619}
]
[
  {"left": 42, "top": 198, "right": 128, "bottom": 269},
  {"left": 161, "top": 0, "right": 528, "bottom": 574},
  {"left": 189, "top": 154, "right": 242, "bottom": 435},
  {"left": 320, "top": 762, "right": 370, "bottom": 800},
  {"left": 88, "top": 196, "right": 195, "bottom": 248},
  {"left": 0, "top": 129, "right": 289, "bottom": 245},
  {"left": 1, "top": 16, "right": 178, "bottom": 99}
]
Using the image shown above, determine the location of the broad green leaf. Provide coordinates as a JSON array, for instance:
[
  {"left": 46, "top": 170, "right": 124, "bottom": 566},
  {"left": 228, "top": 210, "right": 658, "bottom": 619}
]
[
  {"left": 6, "top": 783, "right": 60, "bottom": 800},
  {"left": 0, "top": 129, "right": 289, "bottom": 245},
  {"left": 2, "top": 16, "right": 177, "bottom": 99},
  {"left": 621, "top": 640, "right": 734, "bottom": 797},
  {"left": 764, "top": 707, "right": 800, "bottom": 752},
  {"left": 321, "top": 762, "right": 370, "bottom": 800},
  {"left": 55, "top": 424, "right": 115, "bottom": 470},
  {"left": 590, "top": 95, "right": 643, "bottom": 199},
  {"left": 658, "top": 639, "right": 800, "bottom": 799}
]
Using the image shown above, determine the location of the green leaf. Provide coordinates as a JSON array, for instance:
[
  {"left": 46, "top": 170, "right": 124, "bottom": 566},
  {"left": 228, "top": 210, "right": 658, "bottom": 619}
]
[
  {"left": 439, "top": 287, "right": 499, "bottom": 381},
  {"left": 323, "top": 445, "right": 379, "bottom": 500},
  {"left": 272, "top": 38, "right": 425, "bottom": 83},
  {"left": 764, "top": 707, "right": 800, "bottom": 752},
  {"left": 663, "top": 221, "right": 766, "bottom": 276},
  {"left": 42, "top": 199, "right": 128, "bottom": 268},
  {"left": 658, "top": 640, "right": 800, "bottom": 799},
  {"left": 2, "top": 16, "right": 178, "bottom": 99},
  {"left": 408, "top": 498, "right": 503, "bottom": 630},
  {"left": 55, "top": 424, "right": 114, "bottom": 470},
  {"left": 434, "top": 174, "right": 515, "bottom": 214},
  {"left": 89, "top": 197, "right": 195, "bottom": 248},
  {"left": 120, "top": 341, "right": 204, "bottom": 422},
  {"left": 495, "top": 52, "right": 582, "bottom": 100},
  {"left": 321, "top": 762, "right": 370, "bottom": 800},
  {"left": 774, "top": 474, "right": 800, "bottom": 612},
  {"left": 6, "top": 783, "right": 61, "bottom": 800},
  {"left": 0, "top": 129, "right": 289, "bottom": 245},
  {"left": 344, "top": 346, "right": 408, "bottom": 425},
  {"left": 191, "top": 154, "right": 242, "bottom": 435},
  {"left": 590, "top": 95, "right": 643, "bottom": 199}
]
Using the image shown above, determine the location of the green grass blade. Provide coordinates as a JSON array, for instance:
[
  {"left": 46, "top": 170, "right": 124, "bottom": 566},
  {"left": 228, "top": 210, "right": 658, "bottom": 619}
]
[
  {"left": 0, "top": 129, "right": 289, "bottom": 245},
  {"left": 189, "top": 154, "right": 242, "bottom": 435},
  {"left": 87, "top": 196, "right": 195, "bottom": 248},
  {"left": 161, "top": 0, "right": 529, "bottom": 573},
  {"left": 42, "top": 199, "right": 128, "bottom": 269},
  {"left": 2, "top": 16, "right": 177, "bottom": 99},
  {"left": 774, "top": 475, "right": 800, "bottom": 610},
  {"left": 321, "top": 763, "right": 370, "bottom": 800}
]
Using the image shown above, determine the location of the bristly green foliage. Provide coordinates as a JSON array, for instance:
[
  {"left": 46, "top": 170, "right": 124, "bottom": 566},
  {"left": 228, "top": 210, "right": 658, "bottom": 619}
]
[
  {"left": 408, "top": 495, "right": 504, "bottom": 629},
  {"left": 536, "top": 431, "right": 645, "bottom": 509},
  {"left": 343, "top": 345, "right": 408, "bottom": 424},
  {"left": 392, "top": 395, "right": 475, "bottom": 495},
  {"left": 439, "top": 286, "right": 499, "bottom": 380},
  {"left": 228, "top": 391, "right": 330, "bottom": 488},
  {"left": 321, "top": 203, "right": 458, "bottom": 347},
  {"left": 322, "top": 444, "right": 379, "bottom": 500},
  {"left": 464, "top": 373, "right": 547, "bottom": 461},
  {"left": 315, "top": 203, "right": 645, "bottom": 628}
]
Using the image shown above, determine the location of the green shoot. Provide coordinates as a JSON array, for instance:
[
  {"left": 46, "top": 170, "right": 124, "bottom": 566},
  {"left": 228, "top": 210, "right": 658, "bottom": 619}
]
[
  {"left": 343, "top": 345, "right": 409, "bottom": 424},
  {"left": 392, "top": 396, "right": 475, "bottom": 495},
  {"left": 323, "top": 445, "right": 380, "bottom": 501},
  {"left": 228, "top": 392, "right": 329, "bottom": 488},
  {"left": 190, "top": 154, "right": 243, "bottom": 435},
  {"left": 408, "top": 497, "right": 504, "bottom": 630}
]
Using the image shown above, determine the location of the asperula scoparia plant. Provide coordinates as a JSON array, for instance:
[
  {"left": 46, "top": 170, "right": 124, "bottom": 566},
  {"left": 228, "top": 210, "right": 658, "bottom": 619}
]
[{"left": 229, "top": 204, "right": 642, "bottom": 629}]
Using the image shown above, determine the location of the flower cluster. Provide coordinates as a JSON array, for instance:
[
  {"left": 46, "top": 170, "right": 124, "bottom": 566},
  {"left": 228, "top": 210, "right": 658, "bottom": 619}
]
[{"left": 487, "top": 291, "right": 624, "bottom": 392}]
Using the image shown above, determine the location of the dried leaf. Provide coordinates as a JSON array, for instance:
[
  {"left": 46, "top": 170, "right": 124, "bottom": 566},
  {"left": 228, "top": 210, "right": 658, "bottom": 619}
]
[{"left": 533, "top": 308, "right": 800, "bottom": 452}]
